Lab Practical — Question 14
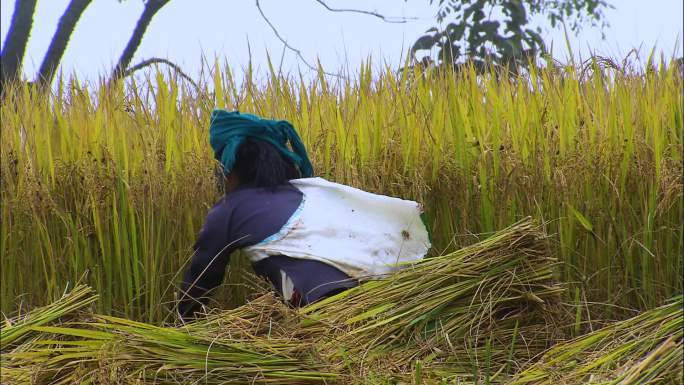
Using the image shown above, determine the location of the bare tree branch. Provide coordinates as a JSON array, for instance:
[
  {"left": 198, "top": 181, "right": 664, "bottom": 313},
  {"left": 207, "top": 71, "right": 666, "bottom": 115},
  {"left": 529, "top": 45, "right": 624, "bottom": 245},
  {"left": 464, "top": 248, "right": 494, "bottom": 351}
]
[
  {"left": 111, "top": 0, "right": 170, "bottom": 81},
  {"left": 37, "top": 0, "right": 92, "bottom": 88},
  {"left": 1, "top": 0, "right": 38, "bottom": 89},
  {"left": 255, "top": 0, "right": 345, "bottom": 78},
  {"left": 313, "top": 0, "right": 415, "bottom": 23},
  {"left": 123, "top": 57, "right": 199, "bottom": 91}
]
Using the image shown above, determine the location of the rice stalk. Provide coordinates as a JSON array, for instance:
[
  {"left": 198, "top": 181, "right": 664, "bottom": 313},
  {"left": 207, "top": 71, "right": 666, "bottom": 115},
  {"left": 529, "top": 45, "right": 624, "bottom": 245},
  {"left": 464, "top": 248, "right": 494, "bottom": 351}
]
[
  {"left": 295, "top": 218, "right": 563, "bottom": 382},
  {"left": 1, "top": 285, "right": 98, "bottom": 384},
  {"left": 2, "top": 59, "right": 681, "bottom": 321},
  {"left": 2, "top": 294, "right": 336, "bottom": 384},
  {"left": 507, "top": 296, "right": 683, "bottom": 384},
  {"left": 0, "top": 284, "right": 97, "bottom": 349},
  {"left": 1, "top": 219, "right": 562, "bottom": 384}
]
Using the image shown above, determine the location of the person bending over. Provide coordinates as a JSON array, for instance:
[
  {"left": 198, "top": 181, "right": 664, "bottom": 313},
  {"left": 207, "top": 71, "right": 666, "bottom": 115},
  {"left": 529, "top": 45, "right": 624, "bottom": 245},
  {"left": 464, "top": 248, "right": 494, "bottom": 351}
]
[{"left": 178, "top": 110, "right": 430, "bottom": 320}]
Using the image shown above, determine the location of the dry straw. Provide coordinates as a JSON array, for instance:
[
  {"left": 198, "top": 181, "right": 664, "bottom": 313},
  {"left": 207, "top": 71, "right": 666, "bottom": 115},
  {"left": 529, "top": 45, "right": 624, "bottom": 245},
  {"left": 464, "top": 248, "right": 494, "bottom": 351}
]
[
  {"left": 299, "top": 218, "right": 564, "bottom": 382},
  {"left": 3, "top": 219, "right": 680, "bottom": 384},
  {"left": 2, "top": 219, "right": 564, "bottom": 384},
  {"left": 2, "top": 293, "right": 335, "bottom": 384},
  {"left": 508, "top": 295, "right": 683, "bottom": 384}
]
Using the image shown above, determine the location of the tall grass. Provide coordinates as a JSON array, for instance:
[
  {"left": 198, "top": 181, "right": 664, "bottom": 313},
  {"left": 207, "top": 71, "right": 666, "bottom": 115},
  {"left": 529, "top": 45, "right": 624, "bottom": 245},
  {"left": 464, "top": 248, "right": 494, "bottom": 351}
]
[{"left": 1, "top": 58, "right": 681, "bottom": 322}]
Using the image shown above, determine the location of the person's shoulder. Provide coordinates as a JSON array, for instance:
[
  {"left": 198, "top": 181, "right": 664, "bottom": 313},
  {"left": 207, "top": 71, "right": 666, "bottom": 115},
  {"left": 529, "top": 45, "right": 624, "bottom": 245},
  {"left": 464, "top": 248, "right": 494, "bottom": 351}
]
[
  {"left": 280, "top": 181, "right": 305, "bottom": 192},
  {"left": 205, "top": 196, "right": 234, "bottom": 224},
  {"left": 230, "top": 182, "right": 302, "bottom": 196}
]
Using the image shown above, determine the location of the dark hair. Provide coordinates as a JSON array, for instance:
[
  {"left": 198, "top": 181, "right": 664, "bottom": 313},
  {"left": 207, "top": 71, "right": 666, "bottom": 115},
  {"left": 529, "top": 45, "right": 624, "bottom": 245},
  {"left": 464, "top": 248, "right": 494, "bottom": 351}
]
[{"left": 232, "top": 138, "right": 300, "bottom": 188}]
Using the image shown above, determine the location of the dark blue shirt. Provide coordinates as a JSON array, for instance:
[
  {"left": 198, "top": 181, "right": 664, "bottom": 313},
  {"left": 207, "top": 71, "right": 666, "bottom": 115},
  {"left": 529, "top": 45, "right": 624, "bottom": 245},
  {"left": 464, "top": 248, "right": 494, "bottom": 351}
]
[{"left": 179, "top": 182, "right": 357, "bottom": 318}]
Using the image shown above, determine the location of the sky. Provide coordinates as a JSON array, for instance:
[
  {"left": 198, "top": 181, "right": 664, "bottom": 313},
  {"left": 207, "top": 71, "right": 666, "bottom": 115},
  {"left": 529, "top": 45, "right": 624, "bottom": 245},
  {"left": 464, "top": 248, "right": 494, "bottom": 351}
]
[{"left": 1, "top": 0, "right": 682, "bottom": 83}]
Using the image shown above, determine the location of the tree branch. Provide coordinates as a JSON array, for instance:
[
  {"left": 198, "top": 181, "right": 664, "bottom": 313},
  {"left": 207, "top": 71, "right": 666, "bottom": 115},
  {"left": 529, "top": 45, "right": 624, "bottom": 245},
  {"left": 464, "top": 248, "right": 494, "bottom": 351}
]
[
  {"left": 255, "top": 0, "right": 344, "bottom": 78},
  {"left": 123, "top": 57, "right": 199, "bottom": 92},
  {"left": 313, "top": 0, "right": 415, "bottom": 23},
  {"left": 0, "top": 0, "right": 38, "bottom": 88},
  {"left": 111, "top": 0, "right": 170, "bottom": 81},
  {"left": 37, "top": 0, "right": 92, "bottom": 88}
]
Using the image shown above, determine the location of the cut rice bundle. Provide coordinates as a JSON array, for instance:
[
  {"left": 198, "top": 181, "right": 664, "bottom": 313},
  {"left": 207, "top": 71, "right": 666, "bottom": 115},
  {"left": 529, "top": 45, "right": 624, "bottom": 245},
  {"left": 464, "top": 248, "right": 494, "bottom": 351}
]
[
  {"left": 1, "top": 285, "right": 98, "bottom": 384},
  {"left": 1, "top": 285, "right": 97, "bottom": 349},
  {"left": 2, "top": 292, "right": 335, "bottom": 384},
  {"left": 299, "top": 218, "right": 564, "bottom": 381},
  {"left": 508, "top": 296, "right": 683, "bottom": 385},
  {"left": 2, "top": 218, "right": 564, "bottom": 384}
]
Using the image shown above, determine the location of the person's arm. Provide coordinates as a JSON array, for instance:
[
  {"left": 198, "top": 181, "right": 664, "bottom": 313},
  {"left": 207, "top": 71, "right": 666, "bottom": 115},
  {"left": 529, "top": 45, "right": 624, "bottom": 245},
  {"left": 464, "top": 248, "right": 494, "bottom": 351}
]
[{"left": 178, "top": 203, "right": 235, "bottom": 320}]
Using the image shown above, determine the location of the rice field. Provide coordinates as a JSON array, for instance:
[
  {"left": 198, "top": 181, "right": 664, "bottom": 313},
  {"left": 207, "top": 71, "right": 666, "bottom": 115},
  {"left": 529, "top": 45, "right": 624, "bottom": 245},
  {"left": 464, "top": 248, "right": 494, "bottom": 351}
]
[{"left": 0, "top": 58, "right": 682, "bottom": 383}]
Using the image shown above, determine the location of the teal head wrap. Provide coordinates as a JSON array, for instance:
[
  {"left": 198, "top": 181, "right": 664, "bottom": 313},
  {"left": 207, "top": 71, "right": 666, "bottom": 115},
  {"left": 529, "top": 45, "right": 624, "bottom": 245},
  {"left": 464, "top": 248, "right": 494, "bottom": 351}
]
[{"left": 209, "top": 109, "right": 313, "bottom": 178}]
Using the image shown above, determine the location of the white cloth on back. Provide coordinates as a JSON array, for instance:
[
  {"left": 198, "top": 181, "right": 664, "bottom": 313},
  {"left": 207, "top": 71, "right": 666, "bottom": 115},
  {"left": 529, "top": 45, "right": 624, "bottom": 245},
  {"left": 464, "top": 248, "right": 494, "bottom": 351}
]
[{"left": 243, "top": 177, "right": 430, "bottom": 278}]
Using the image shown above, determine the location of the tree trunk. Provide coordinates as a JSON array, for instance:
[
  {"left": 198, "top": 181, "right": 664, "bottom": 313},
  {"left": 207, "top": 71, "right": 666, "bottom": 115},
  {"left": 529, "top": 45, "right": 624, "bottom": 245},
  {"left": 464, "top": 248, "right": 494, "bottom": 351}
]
[
  {"left": 110, "top": 0, "right": 170, "bottom": 80},
  {"left": 0, "top": 0, "right": 38, "bottom": 89},
  {"left": 36, "top": 0, "right": 92, "bottom": 88}
]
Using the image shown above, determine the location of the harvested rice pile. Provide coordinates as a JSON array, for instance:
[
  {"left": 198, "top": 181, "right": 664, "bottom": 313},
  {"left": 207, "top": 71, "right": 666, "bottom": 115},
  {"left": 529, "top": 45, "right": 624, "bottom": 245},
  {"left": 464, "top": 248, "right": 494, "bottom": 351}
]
[
  {"left": 508, "top": 296, "right": 683, "bottom": 385},
  {"left": 1, "top": 292, "right": 332, "bottom": 384},
  {"left": 0, "top": 219, "right": 580, "bottom": 384},
  {"left": 299, "top": 218, "right": 563, "bottom": 382}
]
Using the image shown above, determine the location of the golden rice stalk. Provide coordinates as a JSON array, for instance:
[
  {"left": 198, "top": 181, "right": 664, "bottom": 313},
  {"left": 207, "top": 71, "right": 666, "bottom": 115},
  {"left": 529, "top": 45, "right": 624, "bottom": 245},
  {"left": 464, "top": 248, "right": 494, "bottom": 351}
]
[
  {"left": 1, "top": 285, "right": 98, "bottom": 384},
  {"left": 507, "top": 296, "right": 683, "bottom": 385},
  {"left": 1, "top": 219, "right": 562, "bottom": 384},
  {"left": 1, "top": 284, "right": 97, "bottom": 349},
  {"left": 1, "top": 295, "right": 335, "bottom": 384},
  {"left": 299, "top": 217, "right": 564, "bottom": 381}
]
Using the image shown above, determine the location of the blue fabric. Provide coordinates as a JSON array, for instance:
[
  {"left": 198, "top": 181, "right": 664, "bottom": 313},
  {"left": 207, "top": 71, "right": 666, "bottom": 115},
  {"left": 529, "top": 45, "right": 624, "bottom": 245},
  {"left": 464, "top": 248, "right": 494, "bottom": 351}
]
[
  {"left": 178, "top": 183, "right": 304, "bottom": 318},
  {"left": 178, "top": 183, "right": 357, "bottom": 319},
  {"left": 209, "top": 109, "right": 313, "bottom": 177}
]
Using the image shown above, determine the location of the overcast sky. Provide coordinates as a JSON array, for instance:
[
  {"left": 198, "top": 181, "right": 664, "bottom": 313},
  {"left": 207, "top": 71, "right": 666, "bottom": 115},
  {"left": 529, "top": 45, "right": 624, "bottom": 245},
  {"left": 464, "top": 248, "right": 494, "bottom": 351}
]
[{"left": 1, "top": 0, "right": 682, "bottom": 83}]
